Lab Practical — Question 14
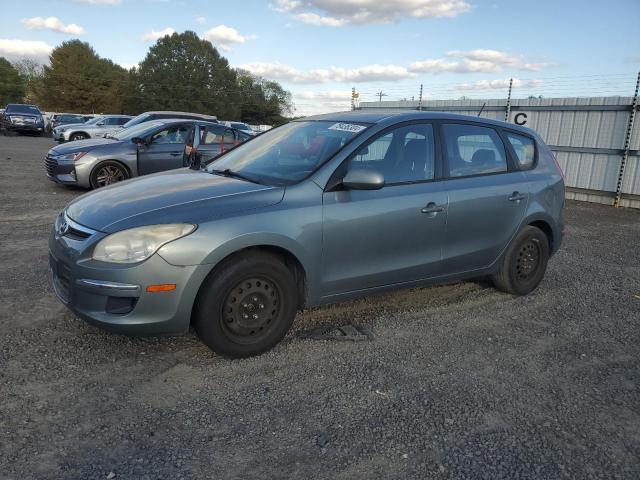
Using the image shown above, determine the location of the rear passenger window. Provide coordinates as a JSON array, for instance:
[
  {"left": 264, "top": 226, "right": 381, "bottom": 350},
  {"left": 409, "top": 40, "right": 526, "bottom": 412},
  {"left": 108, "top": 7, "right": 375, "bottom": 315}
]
[
  {"left": 201, "top": 127, "right": 235, "bottom": 144},
  {"left": 506, "top": 133, "right": 535, "bottom": 169},
  {"left": 442, "top": 124, "right": 507, "bottom": 177}
]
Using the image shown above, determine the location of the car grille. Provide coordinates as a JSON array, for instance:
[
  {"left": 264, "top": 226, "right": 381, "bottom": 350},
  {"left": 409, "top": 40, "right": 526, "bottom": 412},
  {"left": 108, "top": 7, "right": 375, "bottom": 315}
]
[
  {"left": 65, "top": 226, "right": 92, "bottom": 241},
  {"left": 44, "top": 155, "right": 57, "bottom": 176}
]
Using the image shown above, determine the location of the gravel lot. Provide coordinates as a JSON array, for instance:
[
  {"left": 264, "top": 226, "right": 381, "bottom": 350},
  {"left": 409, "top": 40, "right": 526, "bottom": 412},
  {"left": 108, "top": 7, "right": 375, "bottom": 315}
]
[{"left": 1, "top": 134, "right": 639, "bottom": 480}]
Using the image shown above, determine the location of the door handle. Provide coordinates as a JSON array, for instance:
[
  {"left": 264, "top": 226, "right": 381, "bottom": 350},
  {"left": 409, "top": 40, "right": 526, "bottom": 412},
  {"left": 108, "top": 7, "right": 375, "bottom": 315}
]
[
  {"left": 169, "top": 152, "right": 181, "bottom": 157},
  {"left": 508, "top": 192, "right": 528, "bottom": 202},
  {"left": 421, "top": 202, "right": 445, "bottom": 215}
]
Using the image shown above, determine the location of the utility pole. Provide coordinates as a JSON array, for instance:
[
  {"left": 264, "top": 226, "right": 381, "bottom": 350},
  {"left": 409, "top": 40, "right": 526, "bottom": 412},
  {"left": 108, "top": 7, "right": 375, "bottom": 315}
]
[
  {"left": 614, "top": 71, "right": 640, "bottom": 208},
  {"left": 504, "top": 77, "right": 513, "bottom": 122},
  {"left": 418, "top": 84, "right": 423, "bottom": 111},
  {"left": 376, "top": 91, "right": 387, "bottom": 103},
  {"left": 351, "top": 87, "right": 356, "bottom": 110}
]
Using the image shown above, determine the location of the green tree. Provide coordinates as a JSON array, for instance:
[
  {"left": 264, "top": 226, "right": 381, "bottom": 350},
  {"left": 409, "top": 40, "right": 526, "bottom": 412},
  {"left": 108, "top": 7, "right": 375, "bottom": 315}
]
[
  {"left": 236, "top": 69, "right": 292, "bottom": 125},
  {"left": 12, "top": 58, "right": 44, "bottom": 105},
  {"left": 0, "top": 57, "right": 25, "bottom": 105},
  {"left": 135, "top": 31, "right": 240, "bottom": 118},
  {"left": 39, "top": 40, "right": 130, "bottom": 113}
]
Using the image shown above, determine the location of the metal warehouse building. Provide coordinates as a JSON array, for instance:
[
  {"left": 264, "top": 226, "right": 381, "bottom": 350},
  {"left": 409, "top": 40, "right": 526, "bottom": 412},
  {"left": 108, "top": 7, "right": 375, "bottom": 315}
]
[{"left": 359, "top": 96, "right": 640, "bottom": 209}]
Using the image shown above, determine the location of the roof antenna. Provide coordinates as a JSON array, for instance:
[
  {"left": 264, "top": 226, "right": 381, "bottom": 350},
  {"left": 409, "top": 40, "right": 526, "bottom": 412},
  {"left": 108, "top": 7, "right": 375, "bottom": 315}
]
[{"left": 477, "top": 102, "right": 486, "bottom": 117}]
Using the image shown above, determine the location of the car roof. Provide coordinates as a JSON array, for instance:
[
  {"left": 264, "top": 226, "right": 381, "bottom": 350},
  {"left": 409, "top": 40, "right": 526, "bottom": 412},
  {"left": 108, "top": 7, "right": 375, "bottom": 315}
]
[
  {"left": 150, "top": 118, "right": 221, "bottom": 126},
  {"left": 303, "top": 109, "right": 536, "bottom": 135},
  {"left": 143, "top": 111, "right": 217, "bottom": 119}
]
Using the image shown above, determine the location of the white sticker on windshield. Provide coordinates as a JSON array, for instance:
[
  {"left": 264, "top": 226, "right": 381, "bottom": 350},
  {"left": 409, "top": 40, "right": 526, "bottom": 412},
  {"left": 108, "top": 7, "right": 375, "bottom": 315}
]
[{"left": 328, "top": 122, "right": 366, "bottom": 134}]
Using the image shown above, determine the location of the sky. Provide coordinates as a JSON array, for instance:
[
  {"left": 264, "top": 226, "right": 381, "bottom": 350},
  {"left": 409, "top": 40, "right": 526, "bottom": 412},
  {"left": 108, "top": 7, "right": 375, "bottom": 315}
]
[{"left": 0, "top": 0, "right": 639, "bottom": 116}]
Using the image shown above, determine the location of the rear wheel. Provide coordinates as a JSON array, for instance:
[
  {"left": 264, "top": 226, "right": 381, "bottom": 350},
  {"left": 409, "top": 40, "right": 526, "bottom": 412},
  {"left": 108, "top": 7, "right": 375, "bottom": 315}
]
[
  {"left": 194, "top": 252, "right": 298, "bottom": 358},
  {"left": 90, "top": 161, "right": 129, "bottom": 189},
  {"left": 491, "top": 225, "right": 549, "bottom": 295},
  {"left": 70, "top": 132, "right": 88, "bottom": 141}
]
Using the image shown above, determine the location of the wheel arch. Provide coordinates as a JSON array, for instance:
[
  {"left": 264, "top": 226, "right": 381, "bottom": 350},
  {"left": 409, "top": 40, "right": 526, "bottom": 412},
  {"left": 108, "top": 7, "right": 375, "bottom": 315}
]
[
  {"left": 523, "top": 212, "right": 558, "bottom": 252},
  {"left": 190, "top": 242, "right": 310, "bottom": 328}
]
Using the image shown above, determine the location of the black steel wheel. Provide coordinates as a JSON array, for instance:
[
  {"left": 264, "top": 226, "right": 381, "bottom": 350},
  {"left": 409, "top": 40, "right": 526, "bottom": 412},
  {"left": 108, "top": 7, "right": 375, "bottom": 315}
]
[
  {"left": 194, "top": 251, "right": 299, "bottom": 358},
  {"left": 90, "top": 161, "right": 129, "bottom": 189},
  {"left": 492, "top": 225, "right": 550, "bottom": 295}
]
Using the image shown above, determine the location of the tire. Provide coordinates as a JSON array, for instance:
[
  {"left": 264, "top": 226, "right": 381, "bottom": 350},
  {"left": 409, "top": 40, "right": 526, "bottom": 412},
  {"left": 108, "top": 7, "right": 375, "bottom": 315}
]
[
  {"left": 89, "top": 161, "right": 129, "bottom": 189},
  {"left": 70, "top": 132, "right": 88, "bottom": 141},
  {"left": 491, "top": 225, "right": 550, "bottom": 295},
  {"left": 194, "top": 251, "right": 298, "bottom": 358}
]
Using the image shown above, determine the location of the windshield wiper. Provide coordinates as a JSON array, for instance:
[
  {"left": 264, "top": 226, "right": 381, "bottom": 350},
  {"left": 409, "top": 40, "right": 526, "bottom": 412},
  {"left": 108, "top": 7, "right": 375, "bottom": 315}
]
[{"left": 210, "top": 168, "right": 262, "bottom": 184}]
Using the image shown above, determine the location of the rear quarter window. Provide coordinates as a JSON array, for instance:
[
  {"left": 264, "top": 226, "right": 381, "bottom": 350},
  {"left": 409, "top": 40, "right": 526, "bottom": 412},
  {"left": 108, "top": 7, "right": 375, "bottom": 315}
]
[{"left": 505, "top": 132, "right": 536, "bottom": 170}]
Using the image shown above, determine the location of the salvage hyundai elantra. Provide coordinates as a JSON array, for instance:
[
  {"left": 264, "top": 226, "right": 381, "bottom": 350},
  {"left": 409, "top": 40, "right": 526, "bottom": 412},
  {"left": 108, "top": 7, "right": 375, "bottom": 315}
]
[{"left": 49, "top": 111, "right": 564, "bottom": 358}]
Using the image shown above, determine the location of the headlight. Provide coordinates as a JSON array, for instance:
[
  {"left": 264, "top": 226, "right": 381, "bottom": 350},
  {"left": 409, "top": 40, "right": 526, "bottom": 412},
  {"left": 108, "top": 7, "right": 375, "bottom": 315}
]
[
  {"left": 57, "top": 151, "right": 88, "bottom": 161},
  {"left": 92, "top": 224, "right": 196, "bottom": 263}
]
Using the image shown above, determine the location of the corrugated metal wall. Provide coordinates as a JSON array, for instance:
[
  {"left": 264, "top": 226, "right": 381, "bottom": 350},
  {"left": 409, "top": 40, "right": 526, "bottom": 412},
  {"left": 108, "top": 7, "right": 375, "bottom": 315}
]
[{"left": 359, "top": 96, "right": 640, "bottom": 208}]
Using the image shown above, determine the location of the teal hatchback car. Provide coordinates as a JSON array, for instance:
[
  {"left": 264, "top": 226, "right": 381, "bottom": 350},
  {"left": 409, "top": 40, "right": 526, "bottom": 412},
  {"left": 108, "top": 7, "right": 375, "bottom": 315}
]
[{"left": 50, "top": 111, "right": 564, "bottom": 358}]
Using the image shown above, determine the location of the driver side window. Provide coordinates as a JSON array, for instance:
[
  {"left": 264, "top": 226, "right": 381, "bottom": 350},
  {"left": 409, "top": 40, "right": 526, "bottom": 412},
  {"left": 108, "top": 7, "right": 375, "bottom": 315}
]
[
  {"left": 349, "top": 123, "right": 435, "bottom": 184},
  {"left": 150, "top": 125, "right": 192, "bottom": 145}
]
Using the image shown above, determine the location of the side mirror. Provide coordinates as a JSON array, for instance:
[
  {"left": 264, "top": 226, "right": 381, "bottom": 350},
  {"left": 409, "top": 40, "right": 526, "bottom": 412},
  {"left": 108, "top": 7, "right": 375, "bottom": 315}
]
[
  {"left": 131, "top": 137, "right": 146, "bottom": 145},
  {"left": 342, "top": 166, "right": 385, "bottom": 190}
]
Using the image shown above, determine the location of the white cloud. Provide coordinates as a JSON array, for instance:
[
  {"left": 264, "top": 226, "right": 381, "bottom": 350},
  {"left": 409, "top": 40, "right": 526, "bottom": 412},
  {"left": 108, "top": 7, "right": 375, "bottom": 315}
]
[
  {"left": 296, "top": 90, "right": 353, "bottom": 100},
  {"left": 274, "top": 0, "right": 471, "bottom": 26},
  {"left": 142, "top": 27, "right": 175, "bottom": 42},
  {"left": 202, "top": 25, "right": 257, "bottom": 52},
  {"left": 0, "top": 38, "right": 53, "bottom": 63},
  {"left": 237, "top": 61, "right": 413, "bottom": 84},
  {"left": 21, "top": 17, "right": 85, "bottom": 35},
  {"left": 72, "top": 0, "right": 121, "bottom": 4},
  {"left": 454, "top": 78, "right": 543, "bottom": 91},
  {"left": 195, "top": 16, "right": 206, "bottom": 24},
  {"left": 410, "top": 50, "right": 548, "bottom": 74}
]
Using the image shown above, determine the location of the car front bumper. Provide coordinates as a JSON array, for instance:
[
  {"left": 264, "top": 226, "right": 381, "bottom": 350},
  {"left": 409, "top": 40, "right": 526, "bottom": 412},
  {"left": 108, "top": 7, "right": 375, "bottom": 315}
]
[
  {"left": 48, "top": 217, "right": 210, "bottom": 335},
  {"left": 45, "top": 154, "right": 78, "bottom": 185},
  {"left": 6, "top": 122, "right": 44, "bottom": 133}
]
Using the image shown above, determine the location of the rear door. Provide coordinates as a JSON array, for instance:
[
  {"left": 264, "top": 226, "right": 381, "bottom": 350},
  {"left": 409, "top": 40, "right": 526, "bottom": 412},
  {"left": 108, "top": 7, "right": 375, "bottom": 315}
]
[
  {"left": 196, "top": 125, "right": 237, "bottom": 164},
  {"left": 137, "top": 123, "right": 194, "bottom": 175},
  {"left": 439, "top": 122, "right": 529, "bottom": 272}
]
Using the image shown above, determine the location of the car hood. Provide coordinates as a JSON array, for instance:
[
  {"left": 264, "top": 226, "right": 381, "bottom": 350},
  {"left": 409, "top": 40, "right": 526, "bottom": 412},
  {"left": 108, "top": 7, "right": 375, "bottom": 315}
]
[
  {"left": 50, "top": 137, "right": 119, "bottom": 155},
  {"left": 56, "top": 122, "right": 86, "bottom": 130},
  {"left": 66, "top": 169, "right": 285, "bottom": 233}
]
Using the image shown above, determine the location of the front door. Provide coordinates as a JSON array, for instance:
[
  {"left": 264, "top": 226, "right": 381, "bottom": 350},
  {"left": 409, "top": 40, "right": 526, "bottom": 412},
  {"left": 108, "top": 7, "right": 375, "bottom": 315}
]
[
  {"left": 321, "top": 122, "right": 448, "bottom": 297},
  {"left": 138, "top": 123, "right": 194, "bottom": 175},
  {"left": 439, "top": 122, "right": 529, "bottom": 272},
  {"left": 196, "top": 125, "right": 238, "bottom": 164}
]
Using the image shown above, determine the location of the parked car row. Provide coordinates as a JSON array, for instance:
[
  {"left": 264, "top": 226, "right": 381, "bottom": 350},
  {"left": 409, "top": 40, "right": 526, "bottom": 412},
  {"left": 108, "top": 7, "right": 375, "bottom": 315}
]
[
  {"left": 48, "top": 111, "right": 565, "bottom": 359},
  {"left": 45, "top": 117, "right": 251, "bottom": 188}
]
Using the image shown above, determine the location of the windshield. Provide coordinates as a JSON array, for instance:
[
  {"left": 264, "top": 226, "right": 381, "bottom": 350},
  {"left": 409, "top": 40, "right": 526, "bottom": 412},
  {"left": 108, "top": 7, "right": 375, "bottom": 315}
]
[
  {"left": 112, "top": 121, "right": 164, "bottom": 140},
  {"left": 7, "top": 104, "right": 41, "bottom": 115},
  {"left": 207, "top": 120, "right": 370, "bottom": 185},
  {"left": 83, "top": 116, "right": 103, "bottom": 125},
  {"left": 121, "top": 113, "right": 151, "bottom": 129}
]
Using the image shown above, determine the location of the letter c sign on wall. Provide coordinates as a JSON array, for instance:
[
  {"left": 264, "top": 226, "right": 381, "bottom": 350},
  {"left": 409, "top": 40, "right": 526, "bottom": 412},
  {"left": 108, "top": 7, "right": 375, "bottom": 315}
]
[{"left": 514, "top": 113, "right": 528, "bottom": 125}]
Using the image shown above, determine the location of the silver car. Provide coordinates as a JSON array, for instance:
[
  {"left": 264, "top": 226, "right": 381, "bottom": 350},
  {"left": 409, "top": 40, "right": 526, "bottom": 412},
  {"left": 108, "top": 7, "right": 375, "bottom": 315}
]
[
  {"left": 45, "top": 119, "right": 243, "bottom": 188},
  {"left": 49, "top": 111, "right": 565, "bottom": 358},
  {"left": 53, "top": 115, "right": 132, "bottom": 142}
]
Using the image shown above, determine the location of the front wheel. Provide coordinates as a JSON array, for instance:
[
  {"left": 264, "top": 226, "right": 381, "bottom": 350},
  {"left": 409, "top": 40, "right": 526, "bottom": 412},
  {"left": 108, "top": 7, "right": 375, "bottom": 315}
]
[
  {"left": 70, "top": 132, "right": 88, "bottom": 141},
  {"left": 491, "top": 225, "right": 550, "bottom": 295},
  {"left": 194, "top": 252, "right": 298, "bottom": 358},
  {"left": 90, "top": 161, "right": 129, "bottom": 189}
]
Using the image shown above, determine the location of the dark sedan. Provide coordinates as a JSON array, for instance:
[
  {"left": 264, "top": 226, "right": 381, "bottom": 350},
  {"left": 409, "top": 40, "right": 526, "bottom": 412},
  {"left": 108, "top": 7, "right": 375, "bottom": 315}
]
[
  {"left": 0, "top": 104, "right": 45, "bottom": 135},
  {"left": 45, "top": 119, "right": 249, "bottom": 189}
]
